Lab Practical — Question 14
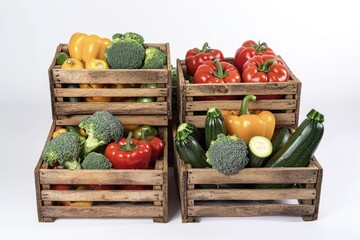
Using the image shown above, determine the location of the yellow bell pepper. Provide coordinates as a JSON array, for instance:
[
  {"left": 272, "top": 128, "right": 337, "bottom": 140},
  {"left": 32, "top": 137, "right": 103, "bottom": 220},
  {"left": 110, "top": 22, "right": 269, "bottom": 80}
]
[
  {"left": 68, "top": 32, "right": 111, "bottom": 62},
  {"left": 222, "top": 95, "right": 276, "bottom": 144},
  {"left": 80, "top": 58, "right": 111, "bottom": 102},
  {"left": 61, "top": 58, "right": 84, "bottom": 69}
]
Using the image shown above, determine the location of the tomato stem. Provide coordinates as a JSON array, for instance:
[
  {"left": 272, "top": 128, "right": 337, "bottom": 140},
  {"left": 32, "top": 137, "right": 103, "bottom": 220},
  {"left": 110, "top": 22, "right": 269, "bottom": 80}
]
[{"left": 212, "top": 59, "right": 228, "bottom": 79}]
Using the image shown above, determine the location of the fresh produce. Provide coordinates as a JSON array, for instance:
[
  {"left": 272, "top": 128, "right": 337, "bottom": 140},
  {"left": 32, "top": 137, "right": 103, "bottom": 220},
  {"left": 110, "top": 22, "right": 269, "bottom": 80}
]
[
  {"left": 105, "top": 33, "right": 146, "bottom": 69},
  {"left": 138, "top": 129, "right": 164, "bottom": 165},
  {"left": 123, "top": 124, "right": 140, "bottom": 136},
  {"left": 247, "top": 136, "right": 272, "bottom": 167},
  {"left": 112, "top": 32, "right": 144, "bottom": 44},
  {"left": 194, "top": 59, "right": 241, "bottom": 84},
  {"left": 234, "top": 40, "right": 275, "bottom": 73},
  {"left": 61, "top": 58, "right": 84, "bottom": 69},
  {"left": 68, "top": 32, "right": 111, "bottom": 61},
  {"left": 133, "top": 125, "right": 158, "bottom": 140},
  {"left": 175, "top": 125, "right": 209, "bottom": 168},
  {"left": 176, "top": 122, "right": 204, "bottom": 148},
  {"left": 52, "top": 128, "right": 67, "bottom": 139},
  {"left": 205, "top": 108, "right": 227, "bottom": 150},
  {"left": 262, "top": 127, "right": 291, "bottom": 165},
  {"left": 223, "top": 94, "right": 275, "bottom": 143},
  {"left": 206, "top": 134, "right": 248, "bottom": 175},
  {"left": 79, "top": 111, "right": 124, "bottom": 156},
  {"left": 105, "top": 132, "right": 152, "bottom": 169},
  {"left": 185, "top": 42, "right": 224, "bottom": 76},
  {"left": 42, "top": 132, "right": 82, "bottom": 169},
  {"left": 143, "top": 47, "right": 167, "bottom": 69},
  {"left": 136, "top": 83, "right": 157, "bottom": 102},
  {"left": 264, "top": 109, "right": 324, "bottom": 168},
  {"left": 65, "top": 126, "right": 86, "bottom": 145},
  {"left": 52, "top": 185, "right": 93, "bottom": 206},
  {"left": 81, "top": 152, "right": 113, "bottom": 169},
  {"left": 56, "top": 52, "right": 69, "bottom": 65}
]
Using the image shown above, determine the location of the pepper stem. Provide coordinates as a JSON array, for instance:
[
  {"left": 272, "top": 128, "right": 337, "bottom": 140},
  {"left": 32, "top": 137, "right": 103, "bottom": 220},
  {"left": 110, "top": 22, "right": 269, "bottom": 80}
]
[
  {"left": 119, "top": 132, "right": 138, "bottom": 151},
  {"left": 258, "top": 59, "right": 277, "bottom": 73},
  {"left": 201, "top": 42, "right": 210, "bottom": 53},
  {"left": 252, "top": 41, "right": 268, "bottom": 53},
  {"left": 307, "top": 109, "right": 325, "bottom": 123},
  {"left": 139, "top": 129, "right": 151, "bottom": 142},
  {"left": 212, "top": 59, "right": 228, "bottom": 79},
  {"left": 240, "top": 95, "right": 256, "bottom": 115}
]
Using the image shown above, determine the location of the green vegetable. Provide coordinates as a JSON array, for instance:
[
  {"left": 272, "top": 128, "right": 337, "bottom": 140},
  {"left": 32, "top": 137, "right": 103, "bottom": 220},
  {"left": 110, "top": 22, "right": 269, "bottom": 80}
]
[
  {"left": 136, "top": 83, "right": 157, "bottom": 102},
  {"left": 206, "top": 134, "right": 248, "bottom": 175},
  {"left": 56, "top": 52, "right": 69, "bottom": 65},
  {"left": 176, "top": 122, "right": 204, "bottom": 148},
  {"left": 66, "top": 126, "right": 86, "bottom": 145},
  {"left": 79, "top": 111, "right": 124, "bottom": 156},
  {"left": 64, "top": 84, "right": 82, "bottom": 102},
  {"left": 261, "top": 127, "right": 291, "bottom": 166},
  {"left": 133, "top": 125, "right": 158, "bottom": 139},
  {"left": 81, "top": 152, "right": 112, "bottom": 169},
  {"left": 175, "top": 126, "right": 209, "bottom": 168},
  {"left": 264, "top": 109, "right": 324, "bottom": 168},
  {"left": 247, "top": 136, "right": 272, "bottom": 167},
  {"left": 205, "top": 108, "right": 227, "bottom": 150},
  {"left": 105, "top": 35, "right": 146, "bottom": 69},
  {"left": 143, "top": 47, "right": 166, "bottom": 69},
  {"left": 171, "top": 65, "right": 177, "bottom": 86},
  {"left": 112, "top": 32, "right": 144, "bottom": 44},
  {"left": 42, "top": 132, "right": 82, "bottom": 169}
]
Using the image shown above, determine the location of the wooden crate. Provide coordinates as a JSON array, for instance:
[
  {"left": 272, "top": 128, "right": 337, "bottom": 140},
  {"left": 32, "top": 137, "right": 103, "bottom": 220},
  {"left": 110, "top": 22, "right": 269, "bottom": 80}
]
[
  {"left": 173, "top": 126, "right": 323, "bottom": 222},
  {"left": 176, "top": 58, "right": 301, "bottom": 128},
  {"left": 34, "top": 43, "right": 171, "bottom": 223},
  {"left": 173, "top": 58, "right": 323, "bottom": 222}
]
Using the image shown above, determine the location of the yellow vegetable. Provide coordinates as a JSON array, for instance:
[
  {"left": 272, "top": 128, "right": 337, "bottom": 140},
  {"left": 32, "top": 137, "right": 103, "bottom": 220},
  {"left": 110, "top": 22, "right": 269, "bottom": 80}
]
[
  {"left": 61, "top": 58, "right": 84, "bottom": 69},
  {"left": 52, "top": 128, "right": 67, "bottom": 139}
]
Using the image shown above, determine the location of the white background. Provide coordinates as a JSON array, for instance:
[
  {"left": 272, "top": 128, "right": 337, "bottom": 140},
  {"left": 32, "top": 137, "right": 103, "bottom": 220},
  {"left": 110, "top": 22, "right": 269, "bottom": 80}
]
[{"left": 1, "top": 0, "right": 359, "bottom": 239}]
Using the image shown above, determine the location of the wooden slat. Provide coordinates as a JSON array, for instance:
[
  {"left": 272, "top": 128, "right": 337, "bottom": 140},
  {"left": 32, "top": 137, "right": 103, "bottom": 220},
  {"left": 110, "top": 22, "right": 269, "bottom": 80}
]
[
  {"left": 186, "top": 99, "right": 297, "bottom": 111},
  {"left": 186, "top": 113, "right": 296, "bottom": 128},
  {"left": 54, "top": 88, "right": 168, "bottom": 97},
  {"left": 188, "top": 188, "right": 317, "bottom": 201},
  {"left": 188, "top": 204, "right": 315, "bottom": 217},
  {"left": 41, "top": 206, "right": 163, "bottom": 218},
  {"left": 39, "top": 169, "right": 164, "bottom": 185},
  {"left": 42, "top": 190, "right": 164, "bottom": 202},
  {"left": 185, "top": 81, "right": 299, "bottom": 97},
  {"left": 54, "top": 102, "right": 168, "bottom": 115},
  {"left": 56, "top": 115, "right": 168, "bottom": 126},
  {"left": 187, "top": 168, "right": 318, "bottom": 184},
  {"left": 53, "top": 69, "right": 168, "bottom": 84}
]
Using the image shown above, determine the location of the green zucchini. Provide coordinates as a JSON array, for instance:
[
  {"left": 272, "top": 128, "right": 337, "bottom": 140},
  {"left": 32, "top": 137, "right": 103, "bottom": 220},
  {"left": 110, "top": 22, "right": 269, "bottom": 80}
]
[
  {"left": 264, "top": 109, "right": 324, "bottom": 168},
  {"left": 247, "top": 136, "right": 272, "bottom": 167},
  {"left": 175, "top": 125, "right": 210, "bottom": 168},
  {"left": 205, "top": 108, "right": 227, "bottom": 150},
  {"left": 177, "top": 122, "right": 204, "bottom": 148},
  {"left": 257, "top": 109, "right": 324, "bottom": 189},
  {"left": 260, "top": 127, "right": 291, "bottom": 166},
  {"left": 64, "top": 84, "right": 82, "bottom": 102}
]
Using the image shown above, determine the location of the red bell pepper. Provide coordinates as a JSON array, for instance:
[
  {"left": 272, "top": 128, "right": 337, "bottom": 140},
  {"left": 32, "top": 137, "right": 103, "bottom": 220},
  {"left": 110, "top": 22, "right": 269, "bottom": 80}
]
[
  {"left": 242, "top": 55, "right": 289, "bottom": 99},
  {"left": 185, "top": 42, "right": 224, "bottom": 76},
  {"left": 105, "top": 132, "right": 152, "bottom": 169},
  {"left": 138, "top": 129, "right": 164, "bottom": 166},
  {"left": 234, "top": 40, "right": 275, "bottom": 73}
]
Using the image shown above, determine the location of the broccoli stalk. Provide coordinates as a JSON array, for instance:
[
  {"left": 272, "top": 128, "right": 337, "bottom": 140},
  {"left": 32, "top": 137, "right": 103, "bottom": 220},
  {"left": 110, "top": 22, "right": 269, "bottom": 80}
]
[
  {"left": 143, "top": 47, "right": 167, "bottom": 69},
  {"left": 206, "top": 134, "right": 249, "bottom": 175},
  {"left": 82, "top": 152, "right": 112, "bottom": 169},
  {"left": 42, "top": 131, "right": 82, "bottom": 169},
  {"left": 79, "top": 111, "right": 124, "bottom": 156}
]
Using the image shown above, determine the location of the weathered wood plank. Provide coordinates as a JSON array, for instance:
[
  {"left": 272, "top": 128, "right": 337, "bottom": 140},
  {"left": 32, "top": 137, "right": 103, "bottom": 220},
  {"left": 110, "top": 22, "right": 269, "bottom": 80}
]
[
  {"left": 55, "top": 115, "right": 168, "bottom": 126},
  {"left": 41, "top": 206, "right": 163, "bottom": 218},
  {"left": 187, "top": 168, "right": 318, "bottom": 184},
  {"left": 42, "top": 190, "right": 164, "bottom": 202},
  {"left": 40, "top": 169, "right": 164, "bottom": 185},
  {"left": 54, "top": 102, "right": 168, "bottom": 115},
  {"left": 188, "top": 204, "right": 315, "bottom": 217},
  {"left": 54, "top": 88, "right": 168, "bottom": 97},
  {"left": 188, "top": 188, "right": 317, "bottom": 201},
  {"left": 186, "top": 113, "right": 296, "bottom": 128}
]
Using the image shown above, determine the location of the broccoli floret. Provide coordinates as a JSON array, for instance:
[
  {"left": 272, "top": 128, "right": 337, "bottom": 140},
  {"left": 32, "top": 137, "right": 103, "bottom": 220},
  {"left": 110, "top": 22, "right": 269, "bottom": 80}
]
[
  {"left": 206, "top": 134, "right": 249, "bottom": 175},
  {"left": 105, "top": 37, "right": 146, "bottom": 69},
  {"left": 112, "top": 32, "right": 144, "bottom": 44},
  {"left": 42, "top": 131, "right": 82, "bottom": 169},
  {"left": 81, "top": 152, "right": 112, "bottom": 169},
  {"left": 143, "top": 47, "right": 167, "bottom": 69},
  {"left": 112, "top": 33, "right": 123, "bottom": 40},
  {"left": 79, "top": 111, "right": 124, "bottom": 156}
]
